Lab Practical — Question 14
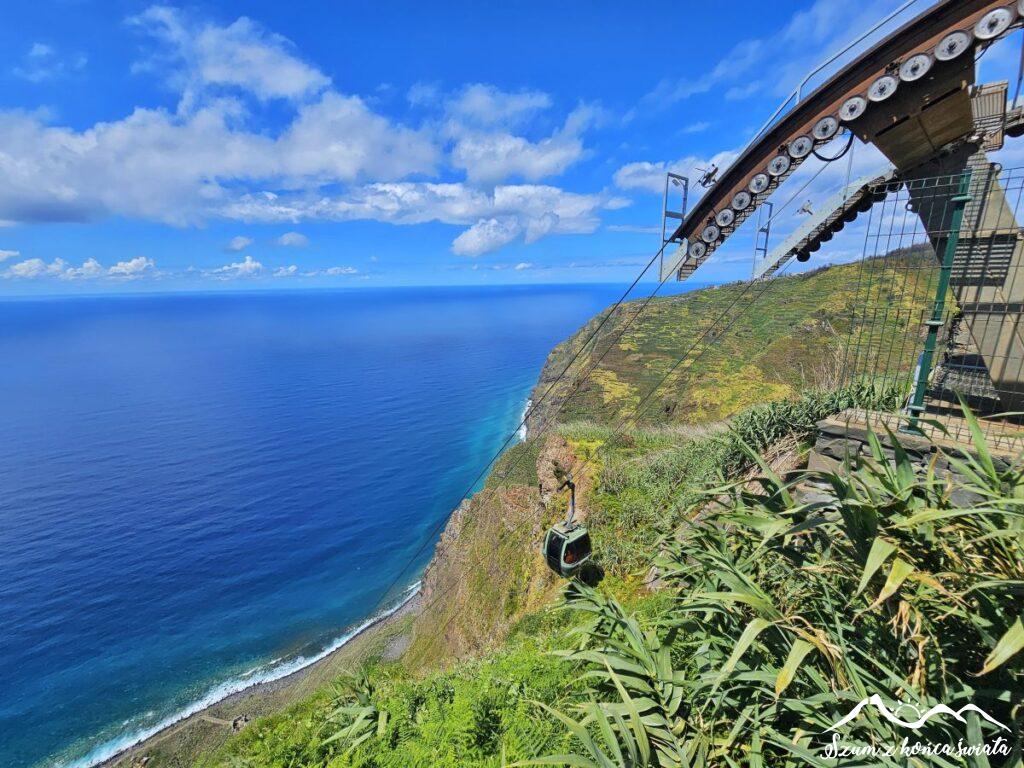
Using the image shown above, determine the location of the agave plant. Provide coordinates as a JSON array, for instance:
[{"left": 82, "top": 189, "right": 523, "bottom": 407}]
[
  {"left": 511, "top": 584, "right": 688, "bottom": 768},
  {"left": 319, "top": 671, "right": 390, "bottom": 758},
  {"left": 530, "top": 404, "right": 1023, "bottom": 767}
]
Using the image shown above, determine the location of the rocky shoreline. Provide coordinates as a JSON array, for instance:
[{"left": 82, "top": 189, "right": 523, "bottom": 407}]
[{"left": 99, "top": 593, "right": 422, "bottom": 768}]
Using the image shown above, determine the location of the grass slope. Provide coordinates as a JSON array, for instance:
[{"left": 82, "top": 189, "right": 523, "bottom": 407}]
[{"left": 530, "top": 251, "right": 936, "bottom": 429}]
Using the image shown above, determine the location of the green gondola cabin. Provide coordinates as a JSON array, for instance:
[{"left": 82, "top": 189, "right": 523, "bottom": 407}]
[{"left": 543, "top": 521, "right": 591, "bottom": 577}]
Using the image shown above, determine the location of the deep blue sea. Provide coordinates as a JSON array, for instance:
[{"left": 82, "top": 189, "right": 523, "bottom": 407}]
[{"left": 0, "top": 284, "right": 627, "bottom": 768}]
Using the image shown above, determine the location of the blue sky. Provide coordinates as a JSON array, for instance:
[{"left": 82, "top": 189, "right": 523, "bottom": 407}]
[{"left": 1, "top": 0, "right": 1021, "bottom": 294}]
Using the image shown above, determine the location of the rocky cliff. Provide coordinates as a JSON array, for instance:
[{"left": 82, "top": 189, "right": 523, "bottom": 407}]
[{"left": 405, "top": 433, "right": 585, "bottom": 668}]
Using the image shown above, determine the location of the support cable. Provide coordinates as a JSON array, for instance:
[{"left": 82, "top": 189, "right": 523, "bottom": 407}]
[
  {"left": 413, "top": 256, "right": 802, "bottom": 654},
  {"left": 364, "top": 239, "right": 677, "bottom": 621},
  {"left": 342, "top": 143, "right": 859, "bottom": 672},
  {"left": 812, "top": 130, "right": 855, "bottom": 163}
]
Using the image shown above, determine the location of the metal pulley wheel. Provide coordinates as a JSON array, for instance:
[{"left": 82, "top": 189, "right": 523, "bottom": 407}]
[
  {"left": 899, "top": 53, "right": 932, "bottom": 82},
  {"left": 812, "top": 115, "right": 840, "bottom": 141},
  {"left": 935, "top": 30, "right": 971, "bottom": 61},
  {"left": 768, "top": 154, "right": 791, "bottom": 177},
  {"left": 715, "top": 208, "right": 735, "bottom": 227},
  {"left": 867, "top": 74, "right": 898, "bottom": 102},
  {"left": 788, "top": 135, "right": 813, "bottom": 159},
  {"left": 840, "top": 95, "right": 867, "bottom": 122},
  {"left": 688, "top": 240, "right": 707, "bottom": 260},
  {"left": 701, "top": 224, "right": 721, "bottom": 243},
  {"left": 731, "top": 190, "right": 752, "bottom": 211},
  {"left": 975, "top": 8, "right": 1014, "bottom": 40},
  {"left": 748, "top": 173, "right": 770, "bottom": 194}
]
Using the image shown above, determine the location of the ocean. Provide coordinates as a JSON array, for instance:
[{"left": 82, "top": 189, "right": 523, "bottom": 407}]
[{"left": 0, "top": 284, "right": 627, "bottom": 768}]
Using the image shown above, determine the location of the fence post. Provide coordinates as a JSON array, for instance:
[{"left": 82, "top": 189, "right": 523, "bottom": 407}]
[{"left": 905, "top": 171, "right": 973, "bottom": 433}]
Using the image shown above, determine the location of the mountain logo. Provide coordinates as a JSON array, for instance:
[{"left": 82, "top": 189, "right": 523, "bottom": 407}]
[{"left": 826, "top": 694, "right": 1009, "bottom": 733}]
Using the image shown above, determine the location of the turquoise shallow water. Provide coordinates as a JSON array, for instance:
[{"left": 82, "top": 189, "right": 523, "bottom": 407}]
[{"left": 0, "top": 284, "right": 626, "bottom": 768}]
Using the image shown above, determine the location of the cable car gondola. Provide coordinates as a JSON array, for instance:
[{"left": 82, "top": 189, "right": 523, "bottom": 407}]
[{"left": 542, "top": 475, "right": 592, "bottom": 578}]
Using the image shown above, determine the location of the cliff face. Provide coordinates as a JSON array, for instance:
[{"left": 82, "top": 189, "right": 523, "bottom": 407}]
[
  {"left": 406, "top": 258, "right": 942, "bottom": 667},
  {"left": 405, "top": 434, "right": 581, "bottom": 669},
  {"left": 526, "top": 307, "right": 614, "bottom": 436}
]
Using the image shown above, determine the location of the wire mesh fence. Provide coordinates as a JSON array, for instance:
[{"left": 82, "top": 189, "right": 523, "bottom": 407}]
[{"left": 839, "top": 160, "right": 1024, "bottom": 451}]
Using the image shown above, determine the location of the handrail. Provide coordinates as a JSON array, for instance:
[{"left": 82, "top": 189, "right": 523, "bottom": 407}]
[{"left": 748, "top": 0, "right": 926, "bottom": 145}]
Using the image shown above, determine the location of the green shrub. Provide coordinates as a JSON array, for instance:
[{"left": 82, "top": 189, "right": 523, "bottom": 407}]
[
  {"left": 584, "top": 381, "right": 904, "bottom": 572},
  {"left": 526, "top": 407, "right": 1024, "bottom": 766}
]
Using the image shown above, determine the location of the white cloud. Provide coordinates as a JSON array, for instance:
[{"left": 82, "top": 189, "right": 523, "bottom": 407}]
[
  {"left": 514, "top": 262, "right": 532, "bottom": 270},
  {"left": 210, "top": 254, "right": 263, "bottom": 278},
  {"left": 276, "top": 91, "right": 438, "bottom": 184},
  {"left": 679, "top": 121, "right": 711, "bottom": 134},
  {"left": 429, "top": 85, "right": 603, "bottom": 186},
  {"left": 272, "top": 263, "right": 356, "bottom": 277},
  {"left": 5, "top": 258, "right": 48, "bottom": 278},
  {"left": 452, "top": 218, "right": 522, "bottom": 256},
  {"left": 0, "top": 253, "right": 365, "bottom": 282},
  {"left": 0, "top": 10, "right": 614, "bottom": 258},
  {"left": 0, "top": 249, "right": 19, "bottom": 261},
  {"left": 450, "top": 132, "right": 583, "bottom": 185},
  {"left": 447, "top": 102, "right": 598, "bottom": 185},
  {"left": 108, "top": 256, "right": 156, "bottom": 278},
  {"left": 226, "top": 235, "right": 253, "bottom": 251},
  {"left": 613, "top": 149, "right": 740, "bottom": 194},
  {"left": 276, "top": 231, "right": 308, "bottom": 247},
  {"left": 407, "top": 82, "right": 440, "bottom": 107},
  {"left": 2, "top": 255, "right": 143, "bottom": 280},
  {"left": 129, "top": 5, "right": 329, "bottom": 103},
  {"left": 12, "top": 42, "right": 87, "bottom": 83},
  {"left": 0, "top": 94, "right": 438, "bottom": 226},
  {"left": 641, "top": 0, "right": 914, "bottom": 109},
  {"left": 67, "top": 258, "right": 104, "bottom": 279},
  {"left": 445, "top": 84, "right": 552, "bottom": 128},
  {"left": 724, "top": 82, "right": 761, "bottom": 101},
  {"left": 612, "top": 162, "right": 666, "bottom": 194},
  {"left": 223, "top": 182, "right": 628, "bottom": 256}
]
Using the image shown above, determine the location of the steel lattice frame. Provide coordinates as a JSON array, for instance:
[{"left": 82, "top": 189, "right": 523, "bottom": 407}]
[{"left": 840, "top": 166, "right": 1024, "bottom": 447}]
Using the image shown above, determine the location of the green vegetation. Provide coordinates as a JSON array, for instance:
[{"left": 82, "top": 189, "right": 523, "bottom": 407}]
[
  {"left": 519, "top": 407, "right": 1023, "bottom": 766},
  {"left": 192, "top": 256, "right": 1024, "bottom": 768},
  {"left": 202, "top": 617, "right": 580, "bottom": 768},
  {"left": 531, "top": 255, "right": 936, "bottom": 429},
  {"left": 569, "top": 381, "right": 902, "bottom": 572},
  {"left": 402, "top": 381, "right": 902, "bottom": 672},
  {"left": 209, "top": 407, "right": 1023, "bottom": 767}
]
